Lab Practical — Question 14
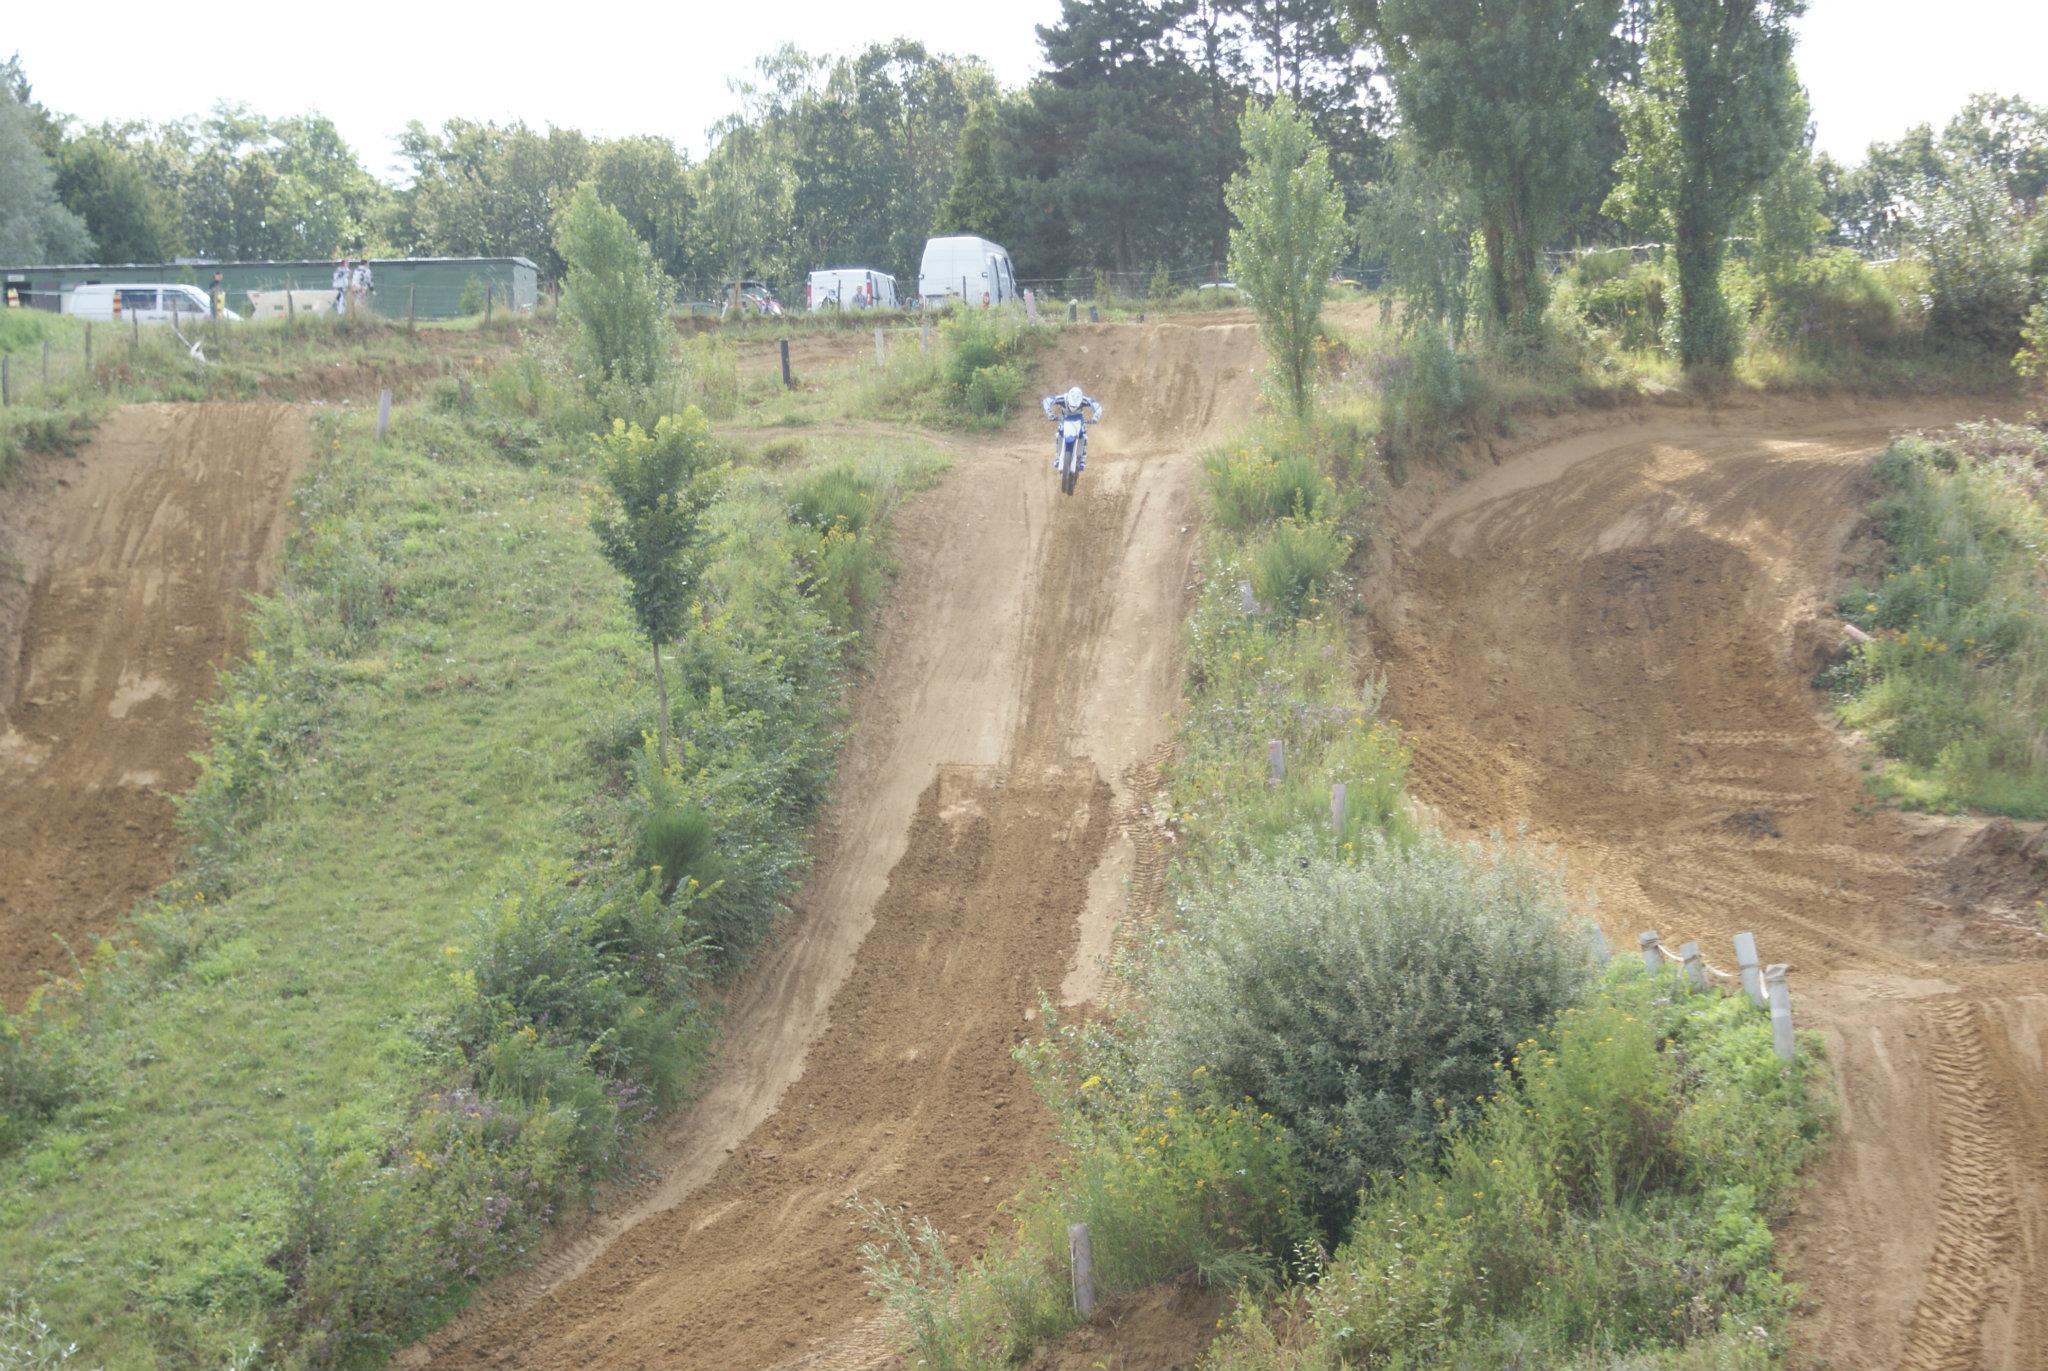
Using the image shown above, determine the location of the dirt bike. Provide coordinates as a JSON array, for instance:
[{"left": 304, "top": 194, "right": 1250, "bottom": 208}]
[{"left": 1052, "top": 407, "right": 1092, "bottom": 496}]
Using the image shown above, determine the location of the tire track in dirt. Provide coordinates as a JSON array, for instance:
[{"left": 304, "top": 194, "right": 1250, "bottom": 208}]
[
  {"left": 1378, "top": 400, "right": 2048, "bottom": 1370},
  {"left": 410, "top": 321, "right": 1248, "bottom": 1370},
  {"left": 0, "top": 403, "right": 310, "bottom": 1005},
  {"left": 1902, "top": 999, "right": 2020, "bottom": 1371}
]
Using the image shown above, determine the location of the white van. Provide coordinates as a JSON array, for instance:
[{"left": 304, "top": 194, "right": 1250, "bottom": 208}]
[
  {"left": 918, "top": 236, "right": 1017, "bottom": 308},
  {"left": 808, "top": 268, "right": 897, "bottom": 312},
  {"left": 62, "top": 283, "right": 239, "bottom": 323}
]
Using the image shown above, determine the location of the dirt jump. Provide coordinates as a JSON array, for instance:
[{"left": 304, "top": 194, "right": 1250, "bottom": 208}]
[
  {"left": 1376, "top": 402, "right": 2048, "bottom": 1371},
  {"left": 405, "top": 320, "right": 1258, "bottom": 1371},
  {"left": 0, "top": 404, "right": 310, "bottom": 1006}
]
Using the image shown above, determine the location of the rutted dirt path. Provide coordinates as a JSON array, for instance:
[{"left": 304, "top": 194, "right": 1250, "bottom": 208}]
[
  {"left": 412, "top": 321, "right": 1256, "bottom": 1370},
  {"left": 1377, "top": 402, "right": 2048, "bottom": 1371},
  {"left": 0, "top": 403, "right": 309, "bottom": 1005}
]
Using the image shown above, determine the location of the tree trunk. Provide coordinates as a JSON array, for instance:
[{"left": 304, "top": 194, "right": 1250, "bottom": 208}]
[
  {"left": 1481, "top": 221, "right": 1512, "bottom": 327},
  {"left": 651, "top": 638, "right": 673, "bottom": 771},
  {"left": 1674, "top": 209, "right": 1732, "bottom": 371}
]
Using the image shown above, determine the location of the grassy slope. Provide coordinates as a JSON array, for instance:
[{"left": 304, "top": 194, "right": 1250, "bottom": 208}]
[
  {"left": 0, "top": 334, "right": 954, "bottom": 1362},
  {"left": 1, "top": 411, "right": 637, "bottom": 1363}
]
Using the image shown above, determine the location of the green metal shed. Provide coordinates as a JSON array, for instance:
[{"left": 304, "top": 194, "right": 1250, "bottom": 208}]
[{"left": 0, "top": 256, "right": 537, "bottom": 320}]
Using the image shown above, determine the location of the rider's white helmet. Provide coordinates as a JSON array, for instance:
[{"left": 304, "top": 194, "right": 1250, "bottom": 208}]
[{"left": 1066, "top": 386, "right": 1084, "bottom": 409}]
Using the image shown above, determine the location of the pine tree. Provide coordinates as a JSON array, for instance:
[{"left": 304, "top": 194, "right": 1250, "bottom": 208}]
[{"left": 933, "top": 106, "right": 1009, "bottom": 237}]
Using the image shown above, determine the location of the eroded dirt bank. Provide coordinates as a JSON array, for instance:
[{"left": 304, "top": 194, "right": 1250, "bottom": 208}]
[
  {"left": 411, "top": 321, "right": 1255, "bottom": 1370},
  {"left": 1377, "top": 401, "right": 2048, "bottom": 1371},
  {"left": 0, "top": 404, "right": 310, "bottom": 1004}
]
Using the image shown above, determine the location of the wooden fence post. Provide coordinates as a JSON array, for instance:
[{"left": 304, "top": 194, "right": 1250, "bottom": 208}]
[
  {"left": 2, "top": 355, "right": 9, "bottom": 407},
  {"left": 408, "top": 284, "right": 416, "bottom": 334},
  {"left": 42, "top": 338, "right": 50, "bottom": 388},
  {"left": 1068, "top": 1223, "right": 1096, "bottom": 1317},
  {"left": 132, "top": 312, "right": 140, "bottom": 356},
  {"left": 485, "top": 284, "right": 494, "bottom": 323},
  {"left": 779, "top": 338, "right": 793, "bottom": 388},
  {"left": 84, "top": 320, "right": 92, "bottom": 371},
  {"left": 1330, "top": 781, "right": 1347, "bottom": 831},
  {"left": 1638, "top": 931, "right": 1661, "bottom": 976},
  {"left": 919, "top": 315, "right": 931, "bottom": 352}
]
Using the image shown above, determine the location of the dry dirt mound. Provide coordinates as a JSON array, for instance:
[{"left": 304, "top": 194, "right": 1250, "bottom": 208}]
[
  {"left": 0, "top": 404, "right": 310, "bottom": 1005},
  {"left": 1377, "top": 400, "right": 2048, "bottom": 1371},
  {"left": 408, "top": 321, "right": 1249, "bottom": 1370}
]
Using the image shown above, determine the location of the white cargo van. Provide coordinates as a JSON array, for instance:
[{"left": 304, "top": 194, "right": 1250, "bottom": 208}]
[
  {"left": 918, "top": 236, "right": 1017, "bottom": 307},
  {"left": 807, "top": 268, "right": 897, "bottom": 312},
  {"left": 62, "top": 283, "right": 239, "bottom": 323}
]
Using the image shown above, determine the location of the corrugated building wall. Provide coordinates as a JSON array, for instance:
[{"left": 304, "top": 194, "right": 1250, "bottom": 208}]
[{"left": 0, "top": 257, "right": 537, "bottom": 319}]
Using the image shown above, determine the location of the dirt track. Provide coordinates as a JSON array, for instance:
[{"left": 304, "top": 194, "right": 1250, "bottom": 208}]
[
  {"left": 0, "top": 404, "right": 309, "bottom": 1004},
  {"left": 1377, "top": 402, "right": 2048, "bottom": 1371},
  {"left": 410, "top": 321, "right": 1257, "bottom": 1370}
]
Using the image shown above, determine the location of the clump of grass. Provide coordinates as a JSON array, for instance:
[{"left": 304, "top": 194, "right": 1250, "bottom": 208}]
[
  {"left": 1249, "top": 518, "right": 1346, "bottom": 618},
  {"left": 1831, "top": 423, "right": 2048, "bottom": 815}
]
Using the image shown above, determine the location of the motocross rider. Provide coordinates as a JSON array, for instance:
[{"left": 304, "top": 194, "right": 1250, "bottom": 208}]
[{"left": 1042, "top": 386, "right": 1104, "bottom": 471}]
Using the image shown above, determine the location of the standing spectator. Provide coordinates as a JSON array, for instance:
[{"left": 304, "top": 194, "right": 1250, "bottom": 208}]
[
  {"left": 210, "top": 272, "right": 226, "bottom": 320},
  {"left": 332, "top": 259, "right": 350, "bottom": 314},
  {"left": 351, "top": 259, "right": 375, "bottom": 317}
]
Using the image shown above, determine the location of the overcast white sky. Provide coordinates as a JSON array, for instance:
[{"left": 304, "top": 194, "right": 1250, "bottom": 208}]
[{"left": 8, "top": 0, "right": 2045, "bottom": 178}]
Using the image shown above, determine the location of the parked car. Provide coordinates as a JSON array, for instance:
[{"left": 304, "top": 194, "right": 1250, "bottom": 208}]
[
  {"left": 719, "top": 280, "right": 784, "bottom": 318},
  {"left": 808, "top": 268, "right": 898, "bottom": 311},
  {"left": 63, "top": 283, "right": 240, "bottom": 323},
  {"left": 918, "top": 236, "right": 1017, "bottom": 307}
]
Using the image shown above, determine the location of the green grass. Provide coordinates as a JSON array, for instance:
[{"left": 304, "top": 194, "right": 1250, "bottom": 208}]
[
  {"left": 0, "top": 345, "right": 950, "bottom": 1363},
  {"left": 1830, "top": 423, "right": 2048, "bottom": 816}
]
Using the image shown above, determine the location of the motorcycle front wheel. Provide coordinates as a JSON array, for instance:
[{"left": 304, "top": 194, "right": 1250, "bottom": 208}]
[{"left": 1061, "top": 467, "right": 1077, "bottom": 496}]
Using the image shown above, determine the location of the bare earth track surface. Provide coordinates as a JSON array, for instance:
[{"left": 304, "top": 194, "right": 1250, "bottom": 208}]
[
  {"left": 411, "top": 321, "right": 1256, "bottom": 1371},
  {"left": 1376, "top": 402, "right": 2048, "bottom": 1371},
  {"left": 0, "top": 403, "right": 309, "bottom": 1005}
]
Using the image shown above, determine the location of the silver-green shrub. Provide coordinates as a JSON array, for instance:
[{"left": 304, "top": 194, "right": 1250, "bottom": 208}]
[{"left": 1131, "top": 835, "right": 1588, "bottom": 1230}]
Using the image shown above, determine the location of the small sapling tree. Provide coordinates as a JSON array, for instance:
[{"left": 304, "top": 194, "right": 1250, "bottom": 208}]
[
  {"left": 589, "top": 410, "right": 720, "bottom": 770},
  {"left": 1227, "top": 96, "right": 1348, "bottom": 417},
  {"left": 556, "top": 182, "right": 671, "bottom": 397}
]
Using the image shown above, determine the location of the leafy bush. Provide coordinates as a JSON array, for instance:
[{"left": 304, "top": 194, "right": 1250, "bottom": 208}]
[
  {"left": 1210, "top": 974, "right": 1827, "bottom": 1369},
  {"left": 939, "top": 310, "right": 1031, "bottom": 425},
  {"left": 1374, "top": 320, "right": 1477, "bottom": 460},
  {"left": 1577, "top": 260, "right": 1671, "bottom": 353},
  {"left": 0, "top": 1007, "right": 89, "bottom": 1158},
  {"left": 1763, "top": 250, "right": 1902, "bottom": 353},
  {"left": 1130, "top": 838, "right": 1589, "bottom": 1232},
  {"left": 1250, "top": 517, "right": 1346, "bottom": 617},
  {"left": 1913, "top": 164, "right": 2037, "bottom": 353},
  {"left": 456, "top": 276, "right": 486, "bottom": 317}
]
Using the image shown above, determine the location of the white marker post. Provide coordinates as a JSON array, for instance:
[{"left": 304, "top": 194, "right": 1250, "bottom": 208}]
[
  {"left": 1765, "top": 964, "right": 1795, "bottom": 1061},
  {"left": 1734, "top": 932, "right": 1765, "bottom": 1008},
  {"left": 1680, "top": 942, "right": 1707, "bottom": 993},
  {"left": 376, "top": 388, "right": 392, "bottom": 442},
  {"left": 1330, "top": 782, "right": 1347, "bottom": 832},
  {"left": 1267, "top": 739, "right": 1285, "bottom": 782},
  {"left": 1068, "top": 1222, "right": 1095, "bottom": 1317}
]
